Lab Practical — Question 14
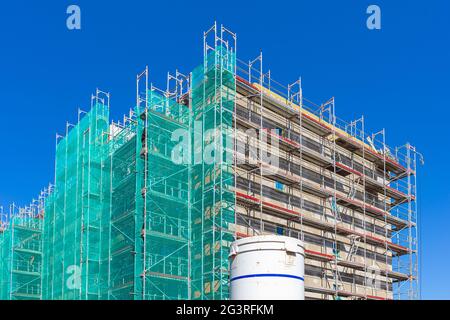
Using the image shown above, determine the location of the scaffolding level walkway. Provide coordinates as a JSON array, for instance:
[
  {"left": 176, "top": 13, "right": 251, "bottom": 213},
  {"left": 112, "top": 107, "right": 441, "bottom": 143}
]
[
  {"left": 235, "top": 77, "right": 410, "bottom": 176},
  {"left": 235, "top": 191, "right": 411, "bottom": 256}
]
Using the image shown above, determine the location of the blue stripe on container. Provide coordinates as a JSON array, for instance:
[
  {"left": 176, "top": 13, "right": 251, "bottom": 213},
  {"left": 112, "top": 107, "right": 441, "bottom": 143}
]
[{"left": 230, "top": 273, "right": 304, "bottom": 282}]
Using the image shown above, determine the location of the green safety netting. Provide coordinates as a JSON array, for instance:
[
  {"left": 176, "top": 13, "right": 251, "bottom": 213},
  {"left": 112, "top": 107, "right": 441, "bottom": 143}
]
[
  {"left": 2, "top": 43, "right": 237, "bottom": 301},
  {"left": 0, "top": 215, "right": 43, "bottom": 300},
  {"left": 191, "top": 44, "right": 236, "bottom": 300},
  {"left": 42, "top": 102, "right": 109, "bottom": 300}
]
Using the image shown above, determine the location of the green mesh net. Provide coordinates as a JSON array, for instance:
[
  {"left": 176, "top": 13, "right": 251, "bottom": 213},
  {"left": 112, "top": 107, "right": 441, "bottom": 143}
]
[
  {"left": 191, "top": 45, "right": 236, "bottom": 300},
  {"left": 42, "top": 102, "right": 109, "bottom": 300},
  {"left": 0, "top": 215, "right": 43, "bottom": 300},
  {"left": 3, "top": 43, "right": 237, "bottom": 301}
]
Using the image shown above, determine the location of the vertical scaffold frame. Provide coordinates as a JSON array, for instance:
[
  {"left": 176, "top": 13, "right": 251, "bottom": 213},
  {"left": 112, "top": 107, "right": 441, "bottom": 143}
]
[{"left": 191, "top": 22, "right": 237, "bottom": 300}]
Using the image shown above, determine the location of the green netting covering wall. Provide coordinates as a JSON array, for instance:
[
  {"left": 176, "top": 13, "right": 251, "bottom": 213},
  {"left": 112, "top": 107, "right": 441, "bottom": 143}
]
[
  {"left": 107, "top": 117, "right": 138, "bottom": 299},
  {"left": 0, "top": 215, "right": 43, "bottom": 300},
  {"left": 42, "top": 191, "right": 55, "bottom": 298},
  {"left": 191, "top": 44, "right": 236, "bottom": 300},
  {"left": 140, "top": 89, "right": 191, "bottom": 299},
  {"left": 3, "top": 39, "right": 237, "bottom": 301},
  {"left": 42, "top": 102, "right": 109, "bottom": 300},
  {"left": 107, "top": 89, "right": 191, "bottom": 300}
]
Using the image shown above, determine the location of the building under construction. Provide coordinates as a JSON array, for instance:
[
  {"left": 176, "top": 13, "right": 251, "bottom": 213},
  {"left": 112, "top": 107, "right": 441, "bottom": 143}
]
[{"left": 0, "top": 23, "right": 421, "bottom": 300}]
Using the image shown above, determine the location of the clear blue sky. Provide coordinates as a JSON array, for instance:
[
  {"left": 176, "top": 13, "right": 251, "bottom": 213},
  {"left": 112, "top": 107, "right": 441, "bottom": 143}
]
[{"left": 0, "top": 0, "right": 448, "bottom": 299}]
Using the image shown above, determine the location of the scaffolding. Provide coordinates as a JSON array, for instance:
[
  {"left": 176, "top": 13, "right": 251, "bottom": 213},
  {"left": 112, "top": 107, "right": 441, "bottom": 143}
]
[
  {"left": 106, "top": 102, "right": 138, "bottom": 299},
  {"left": 137, "top": 69, "right": 191, "bottom": 299},
  {"left": 42, "top": 93, "right": 110, "bottom": 300},
  {"left": 0, "top": 191, "right": 47, "bottom": 300},
  {"left": 105, "top": 66, "right": 192, "bottom": 300},
  {"left": 1, "top": 23, "right": 421, "bottom": 300},
  {"left": 232, "top": 48, "right": 422, "bottom": 299},
  {"left": 190, "top": 23, "right": 236, "bottom": 300}
]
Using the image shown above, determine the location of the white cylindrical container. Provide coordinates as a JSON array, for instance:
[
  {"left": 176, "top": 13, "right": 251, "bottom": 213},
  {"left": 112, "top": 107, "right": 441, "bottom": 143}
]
[{"left": 229, "top": 235, "right": 305, "bottom": 300}]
